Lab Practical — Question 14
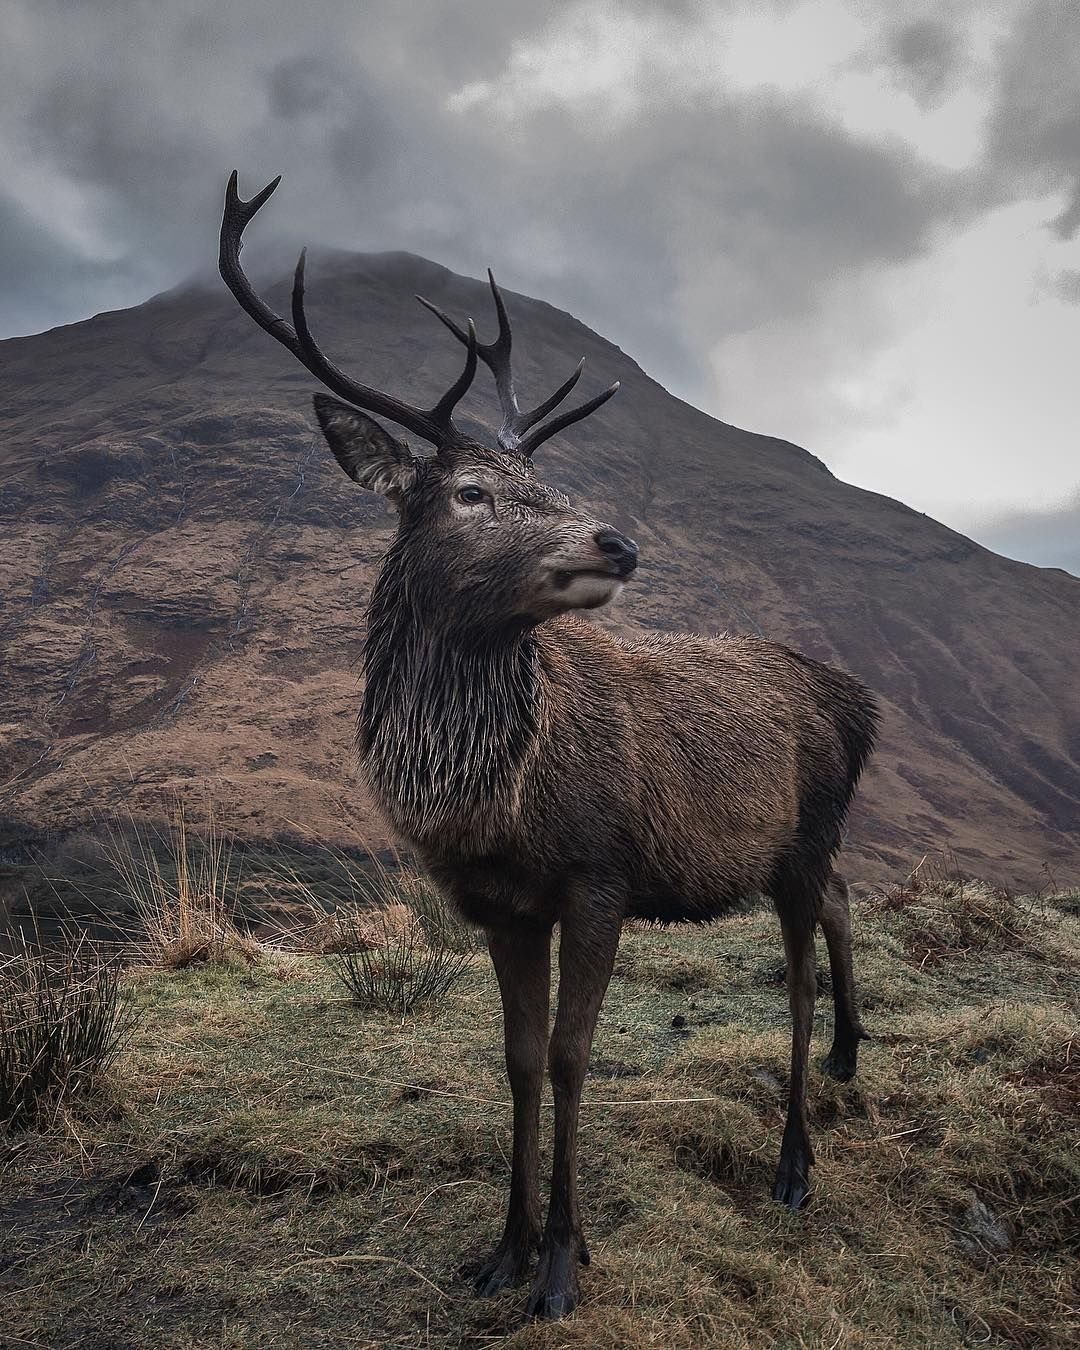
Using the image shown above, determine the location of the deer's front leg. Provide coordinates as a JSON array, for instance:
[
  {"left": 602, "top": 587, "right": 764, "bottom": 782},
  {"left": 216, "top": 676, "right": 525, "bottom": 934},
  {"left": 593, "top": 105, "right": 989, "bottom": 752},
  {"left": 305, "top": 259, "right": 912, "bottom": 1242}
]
[
  {"left": 475, "top": 922, "right": 552, "bottom": 1296},
  {"left": 527, "top": 893, "right": 621, "bottom": 1320}
]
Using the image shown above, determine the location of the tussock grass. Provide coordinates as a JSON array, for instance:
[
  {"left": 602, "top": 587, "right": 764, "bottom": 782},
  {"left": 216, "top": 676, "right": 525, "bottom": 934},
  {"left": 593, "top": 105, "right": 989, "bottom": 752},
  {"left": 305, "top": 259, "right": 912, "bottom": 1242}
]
[
  {"left": 1, "top": 871, "right": 1078, "bottom": 1348},
  {"left": 107, "top": 805, "right": 263, "bottom": 968},
  {"left": 273, "top": 897, "right": 415, "bottom": 956},
  {"left": 0, "top": 930, "right": 136, "bottom": 1129},
  {"left": 330, "top": 903, "right": 474, "bottom": 1018},
  {"left": 870, "top": 849, "right": 1068, "bottom": 965},
  {"left": 329, "top": 869, "right": 477, "bottom": 1015},
  {"left": 260, "top": 841, "right": 479, "bottom": 1015}
]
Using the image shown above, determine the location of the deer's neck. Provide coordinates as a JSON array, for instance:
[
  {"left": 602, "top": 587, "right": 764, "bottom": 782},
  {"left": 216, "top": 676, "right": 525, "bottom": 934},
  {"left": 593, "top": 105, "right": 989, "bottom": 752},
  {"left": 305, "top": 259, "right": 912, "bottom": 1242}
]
[{"left": 359, "top": 560, "right": 541, "bottom": 847}]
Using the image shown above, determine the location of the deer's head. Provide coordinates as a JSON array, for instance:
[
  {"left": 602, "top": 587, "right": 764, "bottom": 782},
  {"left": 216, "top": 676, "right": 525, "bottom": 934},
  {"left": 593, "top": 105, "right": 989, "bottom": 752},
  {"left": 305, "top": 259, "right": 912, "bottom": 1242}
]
[{"left": 219, "top": 174, "right": 638, "bottom": 631}]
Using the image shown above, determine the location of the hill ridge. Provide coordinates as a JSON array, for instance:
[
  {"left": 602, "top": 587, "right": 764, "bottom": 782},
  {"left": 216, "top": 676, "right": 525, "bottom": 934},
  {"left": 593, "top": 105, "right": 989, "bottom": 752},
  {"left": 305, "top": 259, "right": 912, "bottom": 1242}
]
[{"left": 1, "top": 252, "right": 1077, "bottom": 887}]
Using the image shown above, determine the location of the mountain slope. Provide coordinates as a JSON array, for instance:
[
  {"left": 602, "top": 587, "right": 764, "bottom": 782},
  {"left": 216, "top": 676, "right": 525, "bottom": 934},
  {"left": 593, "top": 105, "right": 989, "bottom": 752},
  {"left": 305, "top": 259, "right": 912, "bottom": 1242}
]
[{"left": 1, "top": 252, "right": 1077, "bottom": 887}]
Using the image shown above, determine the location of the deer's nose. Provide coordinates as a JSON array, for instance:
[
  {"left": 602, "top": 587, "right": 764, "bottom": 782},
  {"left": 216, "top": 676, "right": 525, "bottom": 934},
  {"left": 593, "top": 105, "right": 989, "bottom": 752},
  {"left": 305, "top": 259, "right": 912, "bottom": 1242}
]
[{"left": 595, "top": 529, "right": 639, "bottom": 575}]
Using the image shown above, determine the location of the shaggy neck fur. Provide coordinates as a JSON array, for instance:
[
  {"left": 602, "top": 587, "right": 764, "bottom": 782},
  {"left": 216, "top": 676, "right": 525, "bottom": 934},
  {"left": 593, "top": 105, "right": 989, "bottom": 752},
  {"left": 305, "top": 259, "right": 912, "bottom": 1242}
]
[{"left": 359, "top": 539, "right": 541, "bottom": 846}]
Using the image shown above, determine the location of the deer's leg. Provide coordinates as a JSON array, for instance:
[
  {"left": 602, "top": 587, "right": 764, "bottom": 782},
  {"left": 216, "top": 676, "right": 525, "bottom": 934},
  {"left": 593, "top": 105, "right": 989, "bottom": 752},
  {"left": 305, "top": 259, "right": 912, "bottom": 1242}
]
[
  {"left": 772, "top": 900, "right": 818, "bottom": 1210},
  {"left": 819, "top": 871, "right": 870, "bottom": 1082},
  {"left": 475, "top": 922, "right": 552, "bottom": 1296},
  {"left": 527, "top": 894, "right": 621, "bottom": 1321}
]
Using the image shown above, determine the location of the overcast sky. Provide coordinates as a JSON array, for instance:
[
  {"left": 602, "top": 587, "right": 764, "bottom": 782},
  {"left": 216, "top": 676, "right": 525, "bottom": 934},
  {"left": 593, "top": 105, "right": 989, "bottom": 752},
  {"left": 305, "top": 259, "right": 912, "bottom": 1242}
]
[{"left": 2, "top": 0, "right": 1077, "bottom": 573}]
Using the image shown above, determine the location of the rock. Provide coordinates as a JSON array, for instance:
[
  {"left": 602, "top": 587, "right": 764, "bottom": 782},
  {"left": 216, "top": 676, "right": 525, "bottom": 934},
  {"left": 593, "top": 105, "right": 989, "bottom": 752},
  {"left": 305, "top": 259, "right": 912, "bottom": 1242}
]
[{"left": 955, "top": 1193, "right": 1011, "bottom": 1267}]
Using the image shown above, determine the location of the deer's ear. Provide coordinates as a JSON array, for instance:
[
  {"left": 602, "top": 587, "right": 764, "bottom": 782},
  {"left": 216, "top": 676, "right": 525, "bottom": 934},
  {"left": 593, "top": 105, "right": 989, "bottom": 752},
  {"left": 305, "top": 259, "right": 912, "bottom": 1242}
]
[{"left": 313, "top": 395, "right": 419, "bottom": 500}]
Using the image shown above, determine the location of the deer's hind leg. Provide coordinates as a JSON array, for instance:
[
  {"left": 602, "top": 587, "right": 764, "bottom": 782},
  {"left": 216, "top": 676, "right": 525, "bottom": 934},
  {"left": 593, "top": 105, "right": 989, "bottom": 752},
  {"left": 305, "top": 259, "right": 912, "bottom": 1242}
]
[
  {"left": 475, "top": 923, "right": 552, "bottom": 1296},
  {"left": 819, "top": 871, "right": 870, "bottom": 1082},
  {"left": 768, "top": 869, "right": 820, "bottom": 1211}
]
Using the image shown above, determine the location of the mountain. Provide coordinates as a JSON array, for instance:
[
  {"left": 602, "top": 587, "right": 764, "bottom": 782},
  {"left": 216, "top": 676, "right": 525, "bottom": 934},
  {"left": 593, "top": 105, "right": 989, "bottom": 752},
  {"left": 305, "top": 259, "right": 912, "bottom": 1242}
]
[{"left": 1, "top": 252, "right": 1078, "bottom": 889}]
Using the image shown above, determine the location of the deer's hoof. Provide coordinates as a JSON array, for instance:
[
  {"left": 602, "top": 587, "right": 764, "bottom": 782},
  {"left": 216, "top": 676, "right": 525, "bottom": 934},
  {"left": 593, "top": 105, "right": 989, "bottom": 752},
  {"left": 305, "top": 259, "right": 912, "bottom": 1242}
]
[
  {"left": 473, "top": 1236, "right": 537, "bottom": 1296},
  {"left": 526, "top": 1242, "right": 582, "bottom": 1320},
  {"left": 772, "top": 1150, "right": 812, "bottom": 1211},
  {"left": 822, "top": 1044, "right": 857, "bottom": 1081},
  {"left": 822, "top": 1025, "right": 871, "bottom": 1082}
]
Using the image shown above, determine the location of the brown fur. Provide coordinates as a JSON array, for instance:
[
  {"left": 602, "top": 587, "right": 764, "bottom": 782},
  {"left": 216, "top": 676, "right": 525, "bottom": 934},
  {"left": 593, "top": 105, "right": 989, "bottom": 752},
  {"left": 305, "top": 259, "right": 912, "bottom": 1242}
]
[{"left": 411, "top": 620, "right": 865, "bottom": 926}]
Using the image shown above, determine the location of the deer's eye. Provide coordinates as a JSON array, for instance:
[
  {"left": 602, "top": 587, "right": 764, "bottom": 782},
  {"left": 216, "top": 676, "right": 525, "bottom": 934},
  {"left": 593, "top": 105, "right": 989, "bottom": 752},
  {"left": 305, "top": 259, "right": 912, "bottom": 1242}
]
[{"left": 457, "top": 485, "right": 487, "bottom": 505}]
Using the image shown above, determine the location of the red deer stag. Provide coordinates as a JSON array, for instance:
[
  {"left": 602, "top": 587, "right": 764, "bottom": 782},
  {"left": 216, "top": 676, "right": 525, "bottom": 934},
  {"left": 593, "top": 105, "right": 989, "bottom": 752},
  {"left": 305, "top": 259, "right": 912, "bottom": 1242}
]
[{"left": 219, "top": 173, "right": 879, "bottom": 1320}]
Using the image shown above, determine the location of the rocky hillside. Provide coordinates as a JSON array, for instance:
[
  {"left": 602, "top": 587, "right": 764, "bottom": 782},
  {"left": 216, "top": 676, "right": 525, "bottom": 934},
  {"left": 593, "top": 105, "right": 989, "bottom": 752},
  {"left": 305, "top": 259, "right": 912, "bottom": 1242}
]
[{"left": 1, "top": 253, "right": 1078, "bottom": 887}]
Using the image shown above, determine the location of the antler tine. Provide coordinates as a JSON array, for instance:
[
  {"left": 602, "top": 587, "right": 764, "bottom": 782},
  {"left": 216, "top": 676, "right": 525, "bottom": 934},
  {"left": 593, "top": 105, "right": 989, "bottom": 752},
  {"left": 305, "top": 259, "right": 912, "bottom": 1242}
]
[
  {"left": 416, "top": 294, "right": 471, "bottom": 346},
  {"left": 516, "top": 359, "right": 585, "bottom": 434},
  {"left": 292, "top": 251, "right": 476, "bottom": 445},
  {"left": 221, "top": 172, "right": 475, "bottom": 450},
  {"left": 473, "top": 272, "right": 521, "bottom": 449},
  {"left": 418, "top": 284, "right": 519, "bottom": 444},
  {"left": 484, "top": 270, "right": 513, "bottom": 358},
  {"left": 517, "top": 380, "right": 621, "bottom": 458},
  {"left": 417, "top": 271, "right": 600, "bottom": 454},
  {"left": 430, "top": 320, "right": 478, "bottom": 433},
  {"left": 219, "top": 172, "right": 305, "bottom": 362}
]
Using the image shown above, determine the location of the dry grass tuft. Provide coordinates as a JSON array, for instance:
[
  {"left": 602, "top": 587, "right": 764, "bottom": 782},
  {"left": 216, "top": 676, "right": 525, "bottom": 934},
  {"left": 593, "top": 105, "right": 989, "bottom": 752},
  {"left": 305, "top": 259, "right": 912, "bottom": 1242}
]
[
  {"left": 0, "top": 929, "right": 137, "bottom": 1130},
  {"left": 330, "top": 903, "right": 474, "bottom": 1018},
  {"left": 107, "top": 805, "right": 263, "bottom": 968},
  {"left": 260, "top": 840, "right": 481, "bottom": 958},
  {"left": 873, "top": 850, "right": 1053, "bottom": 963},
  {"left": 280, "top": 897, "right": 414, "bottom": 956},
  {"left": 255, "top": 841, "right": 479, "bottom": 1015}
]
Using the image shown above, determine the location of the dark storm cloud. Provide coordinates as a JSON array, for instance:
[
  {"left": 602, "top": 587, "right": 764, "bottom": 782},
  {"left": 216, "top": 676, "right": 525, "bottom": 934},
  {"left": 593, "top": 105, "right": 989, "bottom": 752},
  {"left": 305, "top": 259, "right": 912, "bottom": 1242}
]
[
  {"left": 885, "top": 18, "right": 964, "bottom": 108},
  {"left": 0, "top": 0, "right": 966, "bottom": 394},
  {"left": 267, "top": 57, "right": 340, "bottom": 120},
  {"left": 32, "top": 71, "right": 205, "bottom": 221},
  {"left": 984, "top": 1, "right": 1080, "bottom": 238}
]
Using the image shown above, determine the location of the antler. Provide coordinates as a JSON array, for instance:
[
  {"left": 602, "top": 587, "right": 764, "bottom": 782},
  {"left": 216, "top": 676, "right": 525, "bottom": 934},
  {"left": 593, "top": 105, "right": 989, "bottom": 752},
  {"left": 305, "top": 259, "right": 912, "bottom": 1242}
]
[
  {"left": 417, "top": 271, "right": 619, "bottom": 458},
  {"left": 219, "top": 172, "right": 477, "bottom": 450}
]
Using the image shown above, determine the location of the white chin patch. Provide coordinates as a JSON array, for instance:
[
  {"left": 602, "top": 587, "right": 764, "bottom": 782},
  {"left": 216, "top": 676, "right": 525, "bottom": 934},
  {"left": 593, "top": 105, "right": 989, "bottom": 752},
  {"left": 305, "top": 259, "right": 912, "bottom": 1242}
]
[{"left": 558, "top": 574, "right": 624, "bottom": 610}]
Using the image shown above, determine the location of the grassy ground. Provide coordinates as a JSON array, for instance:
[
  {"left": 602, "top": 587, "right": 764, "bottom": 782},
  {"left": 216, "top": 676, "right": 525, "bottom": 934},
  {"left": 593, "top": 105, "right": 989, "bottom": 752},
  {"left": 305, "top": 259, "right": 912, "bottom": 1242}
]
[{"left": 1, "top": 881, "right": 1078, "bottom": 1349}]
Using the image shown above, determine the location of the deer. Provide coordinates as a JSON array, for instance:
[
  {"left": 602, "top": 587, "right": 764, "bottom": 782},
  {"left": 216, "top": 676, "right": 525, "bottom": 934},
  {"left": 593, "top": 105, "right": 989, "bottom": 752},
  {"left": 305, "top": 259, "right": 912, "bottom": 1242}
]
[{"left": 219, "top": 172, "right": 880, "bottom": 1321}]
